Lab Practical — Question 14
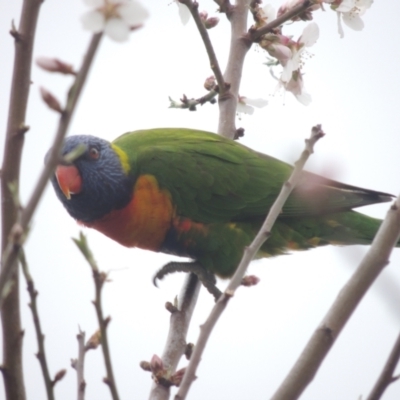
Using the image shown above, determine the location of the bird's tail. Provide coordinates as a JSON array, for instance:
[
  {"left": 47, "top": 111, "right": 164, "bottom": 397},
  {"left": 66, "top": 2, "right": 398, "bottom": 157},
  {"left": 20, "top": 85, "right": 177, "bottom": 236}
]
[{"left": 264, "top": 210, "right": 398, "bottom": 256}]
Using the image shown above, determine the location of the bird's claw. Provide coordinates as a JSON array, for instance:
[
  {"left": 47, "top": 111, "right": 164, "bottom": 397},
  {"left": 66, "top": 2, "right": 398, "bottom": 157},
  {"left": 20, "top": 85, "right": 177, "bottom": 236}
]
[{"left": 153, "top": 261, "right": 222, "bottom": 301}]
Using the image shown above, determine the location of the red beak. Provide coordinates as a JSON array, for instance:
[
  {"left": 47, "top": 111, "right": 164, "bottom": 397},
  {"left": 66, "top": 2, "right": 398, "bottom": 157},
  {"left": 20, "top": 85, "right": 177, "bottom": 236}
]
[{"left": 55, "top": 165, "right": 82, "bottom": 199}]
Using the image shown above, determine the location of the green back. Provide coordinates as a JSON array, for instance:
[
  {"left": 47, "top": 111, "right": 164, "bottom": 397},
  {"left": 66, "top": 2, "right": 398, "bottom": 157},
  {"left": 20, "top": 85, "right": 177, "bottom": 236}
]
[{"left": 113, "top": 128, "right": 391, "bottom": 224}]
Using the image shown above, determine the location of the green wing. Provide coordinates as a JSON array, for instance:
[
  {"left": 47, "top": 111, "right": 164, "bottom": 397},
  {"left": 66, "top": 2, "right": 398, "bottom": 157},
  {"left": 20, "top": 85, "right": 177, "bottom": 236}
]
[{"left": 113, "top": 128, "right": 392, "bottom": 224}]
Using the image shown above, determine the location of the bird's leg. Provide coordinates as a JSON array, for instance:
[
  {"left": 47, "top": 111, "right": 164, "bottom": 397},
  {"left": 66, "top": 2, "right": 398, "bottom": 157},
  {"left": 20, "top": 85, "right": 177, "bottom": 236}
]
[{"left": 153, "top": 261, "right": 222, "bottom": 300}]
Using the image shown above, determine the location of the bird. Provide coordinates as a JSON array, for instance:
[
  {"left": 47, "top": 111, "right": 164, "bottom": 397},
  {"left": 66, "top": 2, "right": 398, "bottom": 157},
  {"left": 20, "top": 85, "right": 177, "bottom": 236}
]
[{"left": 49, "top": 128, "right": 394, "bottom": 296}]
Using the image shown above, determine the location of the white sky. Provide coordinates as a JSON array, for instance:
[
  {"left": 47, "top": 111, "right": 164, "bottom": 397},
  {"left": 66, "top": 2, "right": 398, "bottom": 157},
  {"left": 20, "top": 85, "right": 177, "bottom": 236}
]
[{"left": 1, "top": 1, "right": 400, "bottom": 399}]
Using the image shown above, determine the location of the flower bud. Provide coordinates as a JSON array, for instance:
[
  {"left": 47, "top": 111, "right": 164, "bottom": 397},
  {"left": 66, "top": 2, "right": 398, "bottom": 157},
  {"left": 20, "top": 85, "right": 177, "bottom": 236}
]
[
  {"left": 36, "top": 57, "right": 75, "bottom": 75},
  {"left": 39, "top": 87, "right": 63, "bottom": 114},
  {"left": 204, "top": 16, "right": 219, "bottom": 29}
]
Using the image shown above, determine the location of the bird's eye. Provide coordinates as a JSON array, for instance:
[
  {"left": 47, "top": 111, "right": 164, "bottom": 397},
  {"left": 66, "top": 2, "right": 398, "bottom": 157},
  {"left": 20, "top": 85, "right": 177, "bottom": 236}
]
[{"left": 88, "top": 147, "right": 100, "bottom": 160}]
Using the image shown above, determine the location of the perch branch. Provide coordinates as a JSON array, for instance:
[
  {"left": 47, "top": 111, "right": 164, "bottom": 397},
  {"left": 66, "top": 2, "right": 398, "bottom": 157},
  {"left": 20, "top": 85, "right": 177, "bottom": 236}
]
[
  {"left": 175, "top": 125, "right": 325, "bottom": 400},
  {"left": 148, "top": 273, "right": 201, "bottom": 400},
  {"left": 270, "top": 196, "right": 400, "bottom": 400}
]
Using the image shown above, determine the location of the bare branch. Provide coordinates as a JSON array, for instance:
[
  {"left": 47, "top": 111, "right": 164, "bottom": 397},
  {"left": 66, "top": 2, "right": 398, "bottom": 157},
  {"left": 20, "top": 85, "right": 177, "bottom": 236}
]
[
  {"left": 168, "top": 91, "right": 217, "bottom": 111},
  {"left": 270, "top": 197, "right": 400, "bottom": 400},
  {"left": 175, "top": 125, "right": 325, "bottom": 400},
  {"left": 73, "top": 232, "right": 120, "bottom": 400},
  {"left": 218, "top": 0, "right": 252, "bottom": 138},
  {"left": 71, "top": 329, "right": 86, "bottom": 400},
  {"left": 366, "top": 331, "right": 400, "bottom": 400},
  {"left": 0, "top": 33, "right": 103, "bottom": 308},
  {"left": 19, "top": 250, "right": 55, "bottom": 400},
  {"left": 148, "top": 273, "right": 201, "bottom": 400},
  {"left": 249, "top": 0, "right": 313, "bottom": 42},
  {"left": 179, "top": 0, "right": 227, "bottom": 96},
  {"left": 1, "top": 1, "right": 43, "bottom": 399}
]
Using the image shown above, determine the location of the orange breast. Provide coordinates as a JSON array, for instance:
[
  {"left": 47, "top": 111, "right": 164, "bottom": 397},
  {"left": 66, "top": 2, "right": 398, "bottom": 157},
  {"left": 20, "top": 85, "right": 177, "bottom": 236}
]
[{"left": 84, "top": 174, "right": 174, "bottom": 250}]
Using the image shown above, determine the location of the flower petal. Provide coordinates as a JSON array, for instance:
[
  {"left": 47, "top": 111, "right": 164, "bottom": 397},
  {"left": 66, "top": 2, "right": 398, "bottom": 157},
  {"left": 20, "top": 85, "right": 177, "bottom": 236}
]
[
  {"left": 236, "top": 102, "right": 255, "bottom": 115},
  {"left": 244, "top": 98, "right": 269, "bottom": 108},
  {"left": 175, "top": 1, "right": 191, "bottom": 25},
  {"left": 342, "top": 13, "right": 364, "bottom": 31},
  {"left": 300, "top": 22, "right": 319, "bottom": 46},
  {"left": 118, "top": 1, "right": 149, "bottom": 26},
  {"left": 83, "top": 0, "right": 104, "bottom": 7},
  {"left": 81, "top": 10, "right": 105, "bottom": 32},
  {"left": 104, "top": 18, "right": 130, "bottom": 42}
]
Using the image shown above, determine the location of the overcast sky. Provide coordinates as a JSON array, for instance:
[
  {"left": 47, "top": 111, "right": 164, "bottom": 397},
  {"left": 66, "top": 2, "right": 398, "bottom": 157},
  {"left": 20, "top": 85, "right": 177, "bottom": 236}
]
[{"left": 1, "top": 1, "right": 400, "bottom": 399}]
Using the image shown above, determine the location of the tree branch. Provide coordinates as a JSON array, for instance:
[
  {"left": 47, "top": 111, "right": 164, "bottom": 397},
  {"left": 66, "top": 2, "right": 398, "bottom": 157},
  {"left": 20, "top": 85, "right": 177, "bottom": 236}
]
[
  {"left": 270, "top": 196, "right": 400, "bottom": 400},
  {"left": 0, "top": 33, "right": 103, "bottom": 307},
  {"left": 148, "top": 273, "right": 201, "bottom": 400},
  {"left": 20, "top": 250, "right": 56, "bottom": 400},
  {"left": 217, "top": 0, "right": 252, "bottom": 138},
  {"left": 71, "top": 328, "right": 86, "bottom": 400},
  {"left": 1, "top": 1, "right": 43, "bottom": 399},
  {"left": 249, "top": 0, "right": 312, "bottom": 42},
  {"left": 174, "top": 125, "right": 325, "bottom": 400},
  {"left": 179, "top": 0, "right": 227, "bottom": 96},
  {"left": 73, "top": 232, "right": 120, "bottom": 400},
  {"left": 366, "top": 331, "right": 400, "bottom": 400}
]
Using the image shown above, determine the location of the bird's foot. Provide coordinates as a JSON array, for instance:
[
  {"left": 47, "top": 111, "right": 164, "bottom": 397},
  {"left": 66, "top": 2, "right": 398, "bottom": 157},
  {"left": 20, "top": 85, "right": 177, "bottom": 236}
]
[{"left": 153, "top": 261, "right": 222, "bottom": 300}]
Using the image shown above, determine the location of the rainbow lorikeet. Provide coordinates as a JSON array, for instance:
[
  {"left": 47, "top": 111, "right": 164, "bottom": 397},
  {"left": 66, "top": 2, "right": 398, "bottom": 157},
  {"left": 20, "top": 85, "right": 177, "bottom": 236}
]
[{"left": 50, "top": 128, "right": 393, "bottom": 295}]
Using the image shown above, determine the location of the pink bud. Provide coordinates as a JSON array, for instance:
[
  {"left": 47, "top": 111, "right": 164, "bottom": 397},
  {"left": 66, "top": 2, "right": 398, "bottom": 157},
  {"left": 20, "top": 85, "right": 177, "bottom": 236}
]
[
  {"left": 170, "top": 367, "right": 186, "bottom": 386},
  {"left": 241, "top": 275, "right": 260, "bottom": 287},
  {"left": 199, "top": 11, "right": 208, "bottom": 22},
  {"left": 204, "top": 17, "right": 219, "bottom": 29},
  {"left": 150, "top": 354, "right": 164, "bottom": 374},
  {"left": 39, "top": 87, "right": 63, "bottom": 114},
  {"left": 204, "top": 76, "right": 216, "bottom": 91},
  {"left": 36, "top": 57, "right": 75, "bottom": 75}
]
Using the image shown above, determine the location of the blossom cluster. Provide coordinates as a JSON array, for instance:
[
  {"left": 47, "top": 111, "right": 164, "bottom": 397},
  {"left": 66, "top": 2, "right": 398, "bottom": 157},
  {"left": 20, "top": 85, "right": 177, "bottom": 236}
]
[{"left": 252, "top": 0, "right": 373, "bottom": 104}]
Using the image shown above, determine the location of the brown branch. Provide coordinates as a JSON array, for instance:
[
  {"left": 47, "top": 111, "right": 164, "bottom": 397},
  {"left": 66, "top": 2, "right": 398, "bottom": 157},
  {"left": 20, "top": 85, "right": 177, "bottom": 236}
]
[
  {"left": 73, "top": 232, "right": 120, "bottom": 400},
  {"left": 1, "top": 1, "right": 43, "bottom": 399},
  {"left": 169, "top": 90, "right": 217, "bottom": 111},
  {"left": 217, "top": 0, "right": 252, "bottom": 138},
  {"left": 249, "top": 0, "right": 312, "bottom": 41},
  {"left": 179, "top": 0, "right": 227, "bottom": 95},
  {"left": 0, "top": 33, "right": 103, "bottom": 308},
  {"left": 148, "top": 273, "right": 201, "bottom": 400},
  {"left": 366, "top": 331, "right": 400, "bottom": 400},
  {"left": 213, "top": 0, "right": 233, "bottom": 16},
  {"left": 270, "top": 197, "right": 400, "bottom": 400},
  {"left": 19, "top": 250, "right": 55, "bottom": 400},
  {"left": 174, "top": 125, "right": 325, "bottom": 400},
  {"left": 71, "top": 328, "right": 86, "bottom": 400}
]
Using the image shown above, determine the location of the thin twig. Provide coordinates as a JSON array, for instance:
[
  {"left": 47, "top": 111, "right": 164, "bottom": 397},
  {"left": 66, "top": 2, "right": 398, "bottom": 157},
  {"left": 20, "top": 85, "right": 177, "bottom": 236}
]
[
  {"left": 149, "top": 273, "right": 201, "bottom": 400},
  {"left": 366, "top": 331, "right": 400, "bottom": 400},
  {"left": 175, "top": 125, "right": 325, "bottom": 400},
  {"left": 73, "top": 232, "right": 120, "bottom": 400},
  {"left": 179, "top": 0, "right": 227, "bottom": 95},
  {"left": 71, "top": 328, "right": 86, "bottom": 400},
  {"left": 1, "top": 1, "right": 43, "bottom": 399},
  {"left": 19, "top": 250, "right": 55, "bottom": 400},
  {"left": 0, "top": 33, "right": 103, "bottom": 308},
  {"left": 270, "top": 197, "right": 400, "bottom": 400},
  {"left": 169, "top": 90, "right": 217, "bottom": 111},
  {"left": 249, "top": 0, "right": 312, "bottom": 42}
]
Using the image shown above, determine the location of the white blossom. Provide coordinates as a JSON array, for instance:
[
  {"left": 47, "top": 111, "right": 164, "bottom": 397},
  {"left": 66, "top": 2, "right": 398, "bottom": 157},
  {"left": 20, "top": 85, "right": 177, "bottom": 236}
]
[
  {"left": 237, "top": 97, "right": 268, "bottom": 115},
  {"left": 81, "top": 0, "right": 149, "bottom": 42},
  {"left": 334, "top": 0, "right": 373, "bottom": 38},
  {"left": 174, "top": 0, "right": 191, "bottom": 25}
]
